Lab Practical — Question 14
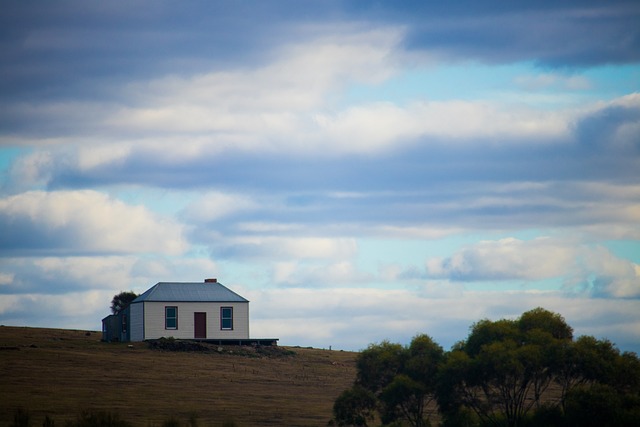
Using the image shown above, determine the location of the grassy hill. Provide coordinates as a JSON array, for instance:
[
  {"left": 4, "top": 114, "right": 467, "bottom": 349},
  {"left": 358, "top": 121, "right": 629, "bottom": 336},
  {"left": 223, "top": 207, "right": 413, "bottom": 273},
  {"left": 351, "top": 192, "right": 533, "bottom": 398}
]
[{"left": 0, "top": 326, "right": 357, "bottom": 426}]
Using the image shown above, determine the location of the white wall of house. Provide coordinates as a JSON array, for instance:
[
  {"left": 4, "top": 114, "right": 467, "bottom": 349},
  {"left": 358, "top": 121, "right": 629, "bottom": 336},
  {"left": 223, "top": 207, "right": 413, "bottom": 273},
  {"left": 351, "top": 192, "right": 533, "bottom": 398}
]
[
  {"left": 141, "top": 301, "right": 249, "bottom": 340},
  {"left": 130, "top": 302, "right": 144, "bottom": 342}
]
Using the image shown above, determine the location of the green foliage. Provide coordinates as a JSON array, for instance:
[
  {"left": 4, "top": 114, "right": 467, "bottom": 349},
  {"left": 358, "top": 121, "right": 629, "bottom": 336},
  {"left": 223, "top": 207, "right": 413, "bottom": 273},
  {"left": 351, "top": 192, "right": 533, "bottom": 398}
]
[
  {"left": 563, "top": 383, "right": 633, "bottom": 427},
  {"left": 464, "top": 318, "right": 519, "bottom": 357},
  {"left": 613, "top": 351, "right": 640, "bottom": 393},
  {"left": 518, "top": 307, "right": 573, "bottom": 340},
  {"left": 573, "top": 336, "right": 619, "bottom": 383},
  {"left": 347, "top": 335, "right": 443, "bottom": 427},
  {"left": 110, "top": 291, "right": 138, "bottom": 314},
  {"left": 336, "top": 306, "right": 640, "bottom": 427},
  {"left": 439, "top": 307, "right": 579, "bottom": 426},
  {"left": 380, "top": 374, "right": 429, "bottom": 426},
  {"left": 333, "top": 385, "right": 377, "bottom": 426},
  {"left": 356, "top": 340, "right": 407, "bottom": 393},
  {"left": 406, "top": 334, "right": 444, "bottom": 388}
]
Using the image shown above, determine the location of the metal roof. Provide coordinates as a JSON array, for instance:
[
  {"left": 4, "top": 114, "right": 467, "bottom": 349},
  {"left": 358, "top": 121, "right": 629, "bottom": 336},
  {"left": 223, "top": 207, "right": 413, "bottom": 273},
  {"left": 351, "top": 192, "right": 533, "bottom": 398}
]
[{"left": 132, "top": 282, "right": 248, "bottom": 303}]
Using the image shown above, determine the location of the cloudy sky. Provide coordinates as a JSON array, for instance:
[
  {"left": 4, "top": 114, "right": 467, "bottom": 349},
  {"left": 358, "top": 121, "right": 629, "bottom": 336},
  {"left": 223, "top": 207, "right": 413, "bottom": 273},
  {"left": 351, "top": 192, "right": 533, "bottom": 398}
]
[{"left": 1, "top": 0, "right": 639, "bottom": 352}]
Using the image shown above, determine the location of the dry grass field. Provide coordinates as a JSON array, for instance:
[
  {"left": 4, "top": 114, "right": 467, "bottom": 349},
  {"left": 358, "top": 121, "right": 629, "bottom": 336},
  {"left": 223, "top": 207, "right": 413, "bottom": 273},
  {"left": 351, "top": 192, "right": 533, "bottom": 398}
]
[{"left": 0, "top": 326, "right": 357, "bottom": 426}]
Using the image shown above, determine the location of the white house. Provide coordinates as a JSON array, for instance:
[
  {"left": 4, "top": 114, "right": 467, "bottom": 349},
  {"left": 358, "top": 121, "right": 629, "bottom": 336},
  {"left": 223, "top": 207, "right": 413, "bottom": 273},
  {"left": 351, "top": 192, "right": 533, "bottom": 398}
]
[{"left": 103, "top": 278, "right": 277, "bottom": 344}]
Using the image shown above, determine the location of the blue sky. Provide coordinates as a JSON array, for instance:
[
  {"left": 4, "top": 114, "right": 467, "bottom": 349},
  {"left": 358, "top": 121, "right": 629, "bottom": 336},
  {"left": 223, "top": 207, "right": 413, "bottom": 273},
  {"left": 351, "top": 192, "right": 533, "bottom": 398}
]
[{"left": 1, "top": 0, "right": 639, "bottom": 352}]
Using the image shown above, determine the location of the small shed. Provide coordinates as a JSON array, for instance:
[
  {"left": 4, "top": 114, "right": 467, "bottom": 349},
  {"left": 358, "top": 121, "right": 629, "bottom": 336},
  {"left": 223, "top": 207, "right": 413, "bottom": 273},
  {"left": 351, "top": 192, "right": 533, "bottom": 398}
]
[{"left": 101, "top": 303, "right": 131, "bottom": 342}]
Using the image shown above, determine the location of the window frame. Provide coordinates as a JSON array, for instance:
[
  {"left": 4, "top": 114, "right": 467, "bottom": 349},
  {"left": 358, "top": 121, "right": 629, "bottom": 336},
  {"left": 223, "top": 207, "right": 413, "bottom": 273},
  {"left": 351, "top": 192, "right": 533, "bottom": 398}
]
[
  {"left": 165, "top": 306, "right": 178, "bottom": 330},
  {"left": 220, "top": 307, "right": 233, "bottom": 330},
  {"left": 121, "top": 314, "right": 127, "bottom": 333}
]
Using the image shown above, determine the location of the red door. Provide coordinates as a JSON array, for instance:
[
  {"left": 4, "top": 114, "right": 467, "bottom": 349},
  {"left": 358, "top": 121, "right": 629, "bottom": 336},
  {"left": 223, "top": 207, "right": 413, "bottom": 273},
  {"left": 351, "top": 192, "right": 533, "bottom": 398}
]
[{"left": 194, "top": 312, "right": 206, "bottom": 339}]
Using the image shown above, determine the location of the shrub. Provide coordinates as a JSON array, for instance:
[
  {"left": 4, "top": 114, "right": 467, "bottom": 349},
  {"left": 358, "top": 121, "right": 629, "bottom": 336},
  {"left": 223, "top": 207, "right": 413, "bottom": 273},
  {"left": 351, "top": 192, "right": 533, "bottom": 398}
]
[
  {"left": 11, "top": 408, "right": 30, "bottom": 427},
  {"left": 526, "top": 404, "right": 563, "bottom": 427},
  {"left": 161, "top": 417, "right": 181, "bottom": 427},
  {"left": 564, "top": 384, "right": 622, "bottom": 427}
]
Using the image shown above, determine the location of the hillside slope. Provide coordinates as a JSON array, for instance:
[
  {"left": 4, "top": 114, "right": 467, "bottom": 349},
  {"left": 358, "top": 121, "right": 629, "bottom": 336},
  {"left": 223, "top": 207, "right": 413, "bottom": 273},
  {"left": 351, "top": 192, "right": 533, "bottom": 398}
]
[{"left": 0, "top": 326, "right": 357, "bottom": 426}]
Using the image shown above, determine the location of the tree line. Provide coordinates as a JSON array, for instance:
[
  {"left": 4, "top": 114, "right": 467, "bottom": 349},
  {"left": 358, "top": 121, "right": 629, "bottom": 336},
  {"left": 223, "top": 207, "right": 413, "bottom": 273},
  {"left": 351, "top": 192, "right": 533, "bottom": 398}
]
[{"left": 331, "top": 308, "right": 640, "bottom": 427}]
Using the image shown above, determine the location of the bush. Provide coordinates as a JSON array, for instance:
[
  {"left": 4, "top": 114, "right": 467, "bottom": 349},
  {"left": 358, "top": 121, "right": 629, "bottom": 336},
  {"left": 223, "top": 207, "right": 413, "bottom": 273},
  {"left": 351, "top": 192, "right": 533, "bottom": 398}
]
[
  {"left": 526, "top": 404, "right": 563, "bottom": 427},
  {"left": 11, "top": 409, "right": 30, "bottom": 427},
  {"left": 440, "top": 407, "right": 478, "bottom": 427},
  {"left": 161, "top": 417, "right": 181, "bottom": 427}
]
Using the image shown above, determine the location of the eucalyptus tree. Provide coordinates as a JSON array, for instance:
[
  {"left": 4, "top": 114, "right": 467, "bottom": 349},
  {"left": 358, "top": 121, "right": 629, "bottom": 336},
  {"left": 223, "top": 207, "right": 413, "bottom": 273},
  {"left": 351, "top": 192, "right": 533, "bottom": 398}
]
[
  {"left": 334, "top": 335, "right": 444, "bottom": 427},
  {"left": 437, "top": 308, "right": 573, "bottom": 427},
  {"left": 332, "top": 385, "right": 377, "bottom": 427}
]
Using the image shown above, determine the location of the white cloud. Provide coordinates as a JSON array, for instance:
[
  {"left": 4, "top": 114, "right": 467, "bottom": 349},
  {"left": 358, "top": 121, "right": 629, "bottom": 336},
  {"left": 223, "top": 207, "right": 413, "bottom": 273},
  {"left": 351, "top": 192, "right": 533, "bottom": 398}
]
[
  {"left": 425, "top": 237, "right": 640, "bottom": 299},
  {"left": 373, "top": 225, "right": 464, "bottom": 240},
  {"left": 221, "top": 236, "right": 358, "bottom": 261},
  {"left": 0, "top": 290, "right": 116, "bottom": 330},
  {"left": 33, "top": 256, "right": 137, "bottom": 289},
  {"left": 77, "top": 143, "right": 131, "bottom": 171},
  {"left": 9, "top": 150, "right": 55, "bottom": 189},
  {"left": 0, "top": 272, "right": 14, "bottom": 285},
  {"left": 0, "top": 254, "right": 221, "bottom": 296},
  {"left": 182, "top": 191, "right": 258, "bottom": 223},
  {"left": 107, "top": 27, "right": 403, "bottom": 139},
  {"left": 8, "top": 27, "right": 602, "bottom": 173},
  {"left": 575, "top": 246, "right": 640, "bottom": 298},
  {"left": 236, "top": 222, "right": 305, "bottom": 233},
  {"left": 270, "top": 260, "right": 372, "bottom": 286},
  {"left": 426, "top": 237, "right": 575, "bottom": 281},
  {"left": 313, "top": 100, "right": 571, "bottom": 152},
  {"left": 0, "top": 190, "right": 188, "bottom": 255}
]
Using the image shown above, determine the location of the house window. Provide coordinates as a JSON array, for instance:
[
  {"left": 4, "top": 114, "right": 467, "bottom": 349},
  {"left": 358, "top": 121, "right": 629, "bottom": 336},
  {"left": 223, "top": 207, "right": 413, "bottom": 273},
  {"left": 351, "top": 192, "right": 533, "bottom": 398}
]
[
  {"left": 220, "top": 307, "right": 233, "bottom": 330},
  {"left": 121, "top": 314, "right": 127, "bottom": 333},
  {"left": 165, "top": 306, "right": 178, "bottom": 329}
]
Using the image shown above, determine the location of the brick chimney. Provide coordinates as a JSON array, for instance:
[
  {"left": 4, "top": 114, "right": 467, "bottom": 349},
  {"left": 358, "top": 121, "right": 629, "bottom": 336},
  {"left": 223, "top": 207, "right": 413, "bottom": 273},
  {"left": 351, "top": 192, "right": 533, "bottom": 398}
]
[{"left": 204, "top": 278, "right": 217, "bottom": 283}]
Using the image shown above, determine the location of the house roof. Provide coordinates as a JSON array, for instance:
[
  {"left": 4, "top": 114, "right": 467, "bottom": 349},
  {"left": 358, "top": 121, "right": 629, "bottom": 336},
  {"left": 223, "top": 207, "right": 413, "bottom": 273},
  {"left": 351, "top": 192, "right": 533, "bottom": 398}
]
[{"left": 132, "top": 281, "right": 248, "bottom": 303}]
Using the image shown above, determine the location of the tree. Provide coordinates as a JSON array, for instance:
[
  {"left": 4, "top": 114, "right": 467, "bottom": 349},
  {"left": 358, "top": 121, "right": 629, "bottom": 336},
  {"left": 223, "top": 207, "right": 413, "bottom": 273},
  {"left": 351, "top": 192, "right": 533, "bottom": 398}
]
[
  {"left": 344, "top": 335, "right": 443, "bottom": 427},
  {"left": 332, "top": 386, "right": 377, "bottom": 427},
  {"left": 437, "top": 308, "right": 574, "bottom": 427},
  {"left": 110, "top": 291, "right": 138, "bottom": 314},
  {"left": 336, "top": 308, "right": 640, "bottom": 426},
  {"left": 518, "top": 307, "right": 573, "bottom": 340},
  {"left": 559, "top": 339, "right": 640, "bottom": 426},
  {"left": 380, "top": 374, "right": 429, "bottom": 427},
  {"left": 563, "top": 384, "right": 625, "bottom": 427},
  {"left": 391, "top": 334, "right": 444, "bottom": 426},
  {"left": 356, "top": 340, "right": 407, "bottom": 394}
]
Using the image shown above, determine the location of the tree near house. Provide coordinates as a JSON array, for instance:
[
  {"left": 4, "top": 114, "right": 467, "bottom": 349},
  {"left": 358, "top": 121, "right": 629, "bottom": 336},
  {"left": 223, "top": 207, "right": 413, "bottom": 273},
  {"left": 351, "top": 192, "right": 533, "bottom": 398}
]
[{"left": 110, "top": 291, "right": 138, "bottom": 314}]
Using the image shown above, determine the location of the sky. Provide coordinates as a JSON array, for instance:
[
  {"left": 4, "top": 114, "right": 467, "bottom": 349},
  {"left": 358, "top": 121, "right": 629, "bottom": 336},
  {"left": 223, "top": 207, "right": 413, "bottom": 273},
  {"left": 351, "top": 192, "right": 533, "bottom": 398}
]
[{"left": 1, "top": 0, "right": 639, "bottom": 353}]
